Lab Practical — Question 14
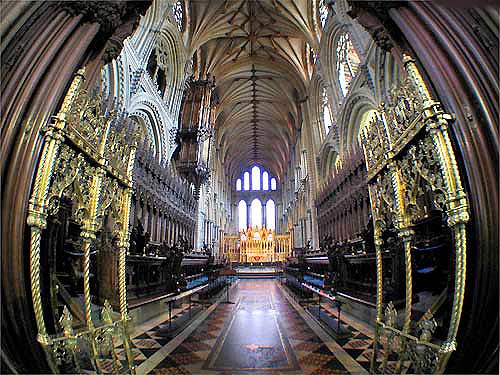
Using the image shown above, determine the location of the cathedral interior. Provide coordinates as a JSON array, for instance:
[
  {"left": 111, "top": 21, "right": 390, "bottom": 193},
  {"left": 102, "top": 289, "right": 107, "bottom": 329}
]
[{"left": 1, "top": 1, "right": 498, "bottom": 374}]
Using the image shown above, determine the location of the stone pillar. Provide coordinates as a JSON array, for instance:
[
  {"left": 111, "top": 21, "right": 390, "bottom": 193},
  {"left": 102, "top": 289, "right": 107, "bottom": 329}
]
[{"left": 262, "top": 204, "right": 266, "bottom": 228}]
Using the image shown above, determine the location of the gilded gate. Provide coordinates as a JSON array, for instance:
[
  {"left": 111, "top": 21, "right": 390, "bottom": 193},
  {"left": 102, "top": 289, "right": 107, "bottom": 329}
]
[
  {"left": 27, "top": 69, "right": 138, "bottom": 374},
  {"left": 360, "top": 55, "right": 469, "bottom": 374}
]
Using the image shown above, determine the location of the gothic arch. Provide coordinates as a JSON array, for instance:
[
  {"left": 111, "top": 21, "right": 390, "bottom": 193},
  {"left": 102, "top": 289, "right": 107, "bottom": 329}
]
[
  {"left": 337, "top": 88, "right": 377, "bottom": 153},
  {"left": 157, "top": 20, "right": 189, "bottom": 113},
  {"left": 309, "top": 75, "right": 332, "bottom": 147},
  {"left": 128, "top": 95, "right": 168, "bottom": 163},
  {"left": 317, "top": 142, "right": 338, "bottom": 184},
  {"left": 320, "top": 17, "right": 367, "bottom": 109}
]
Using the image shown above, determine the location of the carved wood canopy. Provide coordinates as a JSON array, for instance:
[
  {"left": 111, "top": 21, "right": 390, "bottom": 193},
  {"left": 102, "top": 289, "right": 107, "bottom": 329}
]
[{"left": 187, "top": 0, "right": 320, "bottom": 179}]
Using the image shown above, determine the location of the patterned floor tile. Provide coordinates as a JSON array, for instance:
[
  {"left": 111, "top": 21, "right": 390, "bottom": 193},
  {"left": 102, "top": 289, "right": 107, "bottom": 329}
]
[
  {"left": 137, "top": 280, "right": 378, "bottom": 374},
  {"left": 133, "top": 338, "right": 162, "bottom": 349},
  {"left": 300, "top": 352, "right": 336, "bottom": 366},
  {"left": 169, "top": 351, "right": 203, "bottom": 365}
]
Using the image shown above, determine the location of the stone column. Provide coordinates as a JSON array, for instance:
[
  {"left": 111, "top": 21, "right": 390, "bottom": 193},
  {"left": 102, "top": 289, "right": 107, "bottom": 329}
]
[{"left": 247, "top": 202, "right": 251, "bottom": 229}]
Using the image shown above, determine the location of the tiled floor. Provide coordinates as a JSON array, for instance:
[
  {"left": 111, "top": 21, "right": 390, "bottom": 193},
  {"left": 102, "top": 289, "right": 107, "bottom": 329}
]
[
  {"left": 83, "top": 280, "right": 407, "bottom": 374},
  {"left": 140, "top": 280, "right": 373, "bottom": 374}
]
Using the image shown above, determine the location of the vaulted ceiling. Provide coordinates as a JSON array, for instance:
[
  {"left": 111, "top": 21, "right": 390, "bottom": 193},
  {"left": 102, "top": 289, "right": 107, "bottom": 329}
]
[{"left": 187, "top": 0, "right": 321, "bottom": 180}]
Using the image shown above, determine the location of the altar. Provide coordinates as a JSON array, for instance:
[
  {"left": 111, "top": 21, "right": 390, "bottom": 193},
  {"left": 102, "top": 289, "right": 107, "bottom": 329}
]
[{"left": 222, "top": 226, "right": 292, "bottom": 263}]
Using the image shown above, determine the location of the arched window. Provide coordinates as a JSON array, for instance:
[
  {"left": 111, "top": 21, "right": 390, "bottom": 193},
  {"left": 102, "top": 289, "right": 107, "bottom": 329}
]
[
  {"left": 336, "top": 33, "right": 360, "bottom": 97},
  {"left": 250, "top": 199, "right": 262, "bottom": 228},
  {"left": 318, "top": 0, "right": 329, "bottom": 29},
  {"left": 243, "top": 171, "right": 250, "bottom": 190},
  {"left": 270, "top": 178, "right": 277, "bottom": 190},
  {"left": 147, "top": 50, "right": 158, "bottom": 79},
  {"left": 266, "top": 200, "right": 276, "bottom": 231},
  {"left": 262, "top": 171, "right": 269, "bottom": 190},
  {"left": 322, "top": 87, "right": 333, "bottom": 133},
  {"left": 172, "top": 0, "right": 184, "bottom": 32},
  {"left": 236, "top": 178, "right": 242, "bottom": 191},
  {"left": 238, "top": 200, "right": 247, "bottom": 231},
  {"left": 251, "top": 166, "right": 261, "bottom": 190},
  {"left": 309, "top": 45, "right": 317, "bottom": 66}
]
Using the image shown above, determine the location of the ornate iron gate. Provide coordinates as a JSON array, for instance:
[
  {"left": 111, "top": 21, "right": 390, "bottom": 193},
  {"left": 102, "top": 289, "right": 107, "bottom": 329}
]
[
  {"left": 27, "top": 69, "right": 137, "bottom": 373},
  {"left": 360, "top": 55, "right": 469, "bottom": 374}
]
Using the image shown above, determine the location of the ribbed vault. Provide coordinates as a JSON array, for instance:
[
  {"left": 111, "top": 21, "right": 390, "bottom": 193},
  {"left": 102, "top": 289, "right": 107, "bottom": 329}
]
[{"left": 187, "top": 0, "right": 318, "bottom": 179}]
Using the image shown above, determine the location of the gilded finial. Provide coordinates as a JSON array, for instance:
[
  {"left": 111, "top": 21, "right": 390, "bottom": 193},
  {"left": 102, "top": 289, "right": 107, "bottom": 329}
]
[
  {"left": 101, "top": 299, "right": 114, "bottom": 325},
  {"left": 402, "top": 54, "right": 414, "bottom": 65},
  {"left": 59, "top": 306, "right": 74, "bottom": 337}
]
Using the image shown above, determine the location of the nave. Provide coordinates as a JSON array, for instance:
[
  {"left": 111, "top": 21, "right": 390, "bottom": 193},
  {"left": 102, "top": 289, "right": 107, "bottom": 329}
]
[
  {"left": 116, "top": 279, "right": 374, "bottom": 375},
  {"left": 1, "top": 1, "right": 497, "bottom": 374}
]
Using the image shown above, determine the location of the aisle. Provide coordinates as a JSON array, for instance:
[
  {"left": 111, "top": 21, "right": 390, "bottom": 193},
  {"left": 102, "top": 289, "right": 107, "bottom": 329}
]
[{"left": 138, "top": 280, "right": 369, "bottom": 374}]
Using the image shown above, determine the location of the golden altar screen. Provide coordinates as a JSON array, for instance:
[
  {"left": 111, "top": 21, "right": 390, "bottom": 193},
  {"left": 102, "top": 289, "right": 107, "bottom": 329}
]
[{"left": 222, "top": 226, "right": 291, "bottom": 263}]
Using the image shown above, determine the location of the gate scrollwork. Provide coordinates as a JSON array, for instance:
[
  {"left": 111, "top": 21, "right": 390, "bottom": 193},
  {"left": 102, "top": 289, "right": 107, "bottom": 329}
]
[
  {"left": 27, "top": 68, "right": 138, "bottom": 374},
  {"left": 360, "top": 55, "right": 469, "bottom": 374}
]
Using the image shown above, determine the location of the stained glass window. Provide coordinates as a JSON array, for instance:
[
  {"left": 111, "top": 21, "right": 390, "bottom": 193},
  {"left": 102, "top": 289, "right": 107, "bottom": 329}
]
[
  {"left": 250, "top": 199, "right": 262, "bottom": 228},
  {"left": 262, "top": 171, "right": 269, "bottom": 190},
  {"left": 172, "top": 0, "right": 184, "bottom": 32},
  {"left": 270, "top": 177, "right": 277, "bottom": 190},
  {"left": 238, "top": 200, "right": 247, "bottom": 231},
  {"left": 266, "top": 200, "right": 276, "bottom": 231},
  {"left": 237, "top": 167, "right": 276, "bottom": 193},
  {"left": 318, "top": 0, "right": 328, "bottom": 29},
  {"left": 336, "top": 33, "right": 360, "bottom": 96},
  {"left": 310, "top": 45, "right": 317, "bottom": 65},
  {"left": 251, "top": 166, "right": 261, "bottom": 190},
  {"left": 244, "top": 172, "right": 250, "bottom": 190}
]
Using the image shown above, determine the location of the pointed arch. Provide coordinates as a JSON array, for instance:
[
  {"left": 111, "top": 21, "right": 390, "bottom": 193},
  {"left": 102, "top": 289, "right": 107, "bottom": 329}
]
[
  {"left": 238, "top": 200, "right": 247, "bottom": 231},
  {"left": 250, "top": 199, "right": 262, "bottom": 228},
  {"left": 266, "top": 199, "right": 276, "bottom": 231}
]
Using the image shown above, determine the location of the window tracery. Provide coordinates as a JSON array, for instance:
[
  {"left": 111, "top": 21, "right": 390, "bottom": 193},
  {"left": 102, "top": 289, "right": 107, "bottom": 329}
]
[{"left": 336, "top": 32, "right": 360, "bottom": 96}]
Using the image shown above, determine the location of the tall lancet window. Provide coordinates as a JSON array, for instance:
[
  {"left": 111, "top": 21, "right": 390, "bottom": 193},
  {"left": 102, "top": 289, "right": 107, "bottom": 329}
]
[
  {"left": 172, "top": 0, "right": 184, "bottom": 32},
  {"left": 266, "top": 200, "right": 276, "bottom": 231},
  {"left": 262, "top": 171, "right": 269, "bottom": 190},
  {"left": 270, "top": 177, "right": 277, "bottom": 191},
  {"left": 243, "top": 171, "right": 250, "bottom": 190},
  {"left": 250, "top": 199, "right": 262, "bottom": 228},
  {"left": 238, "top": 200, "right": 247, "bottom": 231},
  {"left": 318, "top": 0, "right": 329, "bottom": 29},
  {"left": 251, "top": 166, "right": 261, "bottom": 190},
  {"left": 236, "top": 178, "right": 242, "bottom": 191},
  {"left": 322, "top": 87, "right": 333, "bottom": 133},
  {"left": 336, "top": 33, "right": 360, "bottom": 97}
]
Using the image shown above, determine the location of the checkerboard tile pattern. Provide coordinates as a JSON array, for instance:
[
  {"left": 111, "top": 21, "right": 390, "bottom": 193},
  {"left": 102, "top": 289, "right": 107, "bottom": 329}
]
[
  {"left": 315, "top": 302, "right": 409, "bottom": 373},
  {"left": 80, "top": 303, "right": 197, "bottom": 373},
  {"left": 83, "top": 281, "right": 407, "bottom": 374},
  {"left": 150, "top": 281, "right": 351, "bottom": 374}
]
